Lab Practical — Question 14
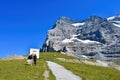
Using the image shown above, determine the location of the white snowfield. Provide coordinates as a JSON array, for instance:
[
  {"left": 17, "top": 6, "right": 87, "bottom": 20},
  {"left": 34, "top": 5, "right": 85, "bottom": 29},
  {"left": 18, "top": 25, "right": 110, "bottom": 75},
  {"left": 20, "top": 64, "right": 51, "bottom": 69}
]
[
  {"left": 62, "top": 35, "right": 100, "bottom": 44},
  {"left": 72, "top": 22, "right": 85, "bottom": 27},
  {"left": 112, "top": 23, "right": 120, "bottom": 27},
  {"left": 62, "top": 39, "right": 74, "bottom": 43},
  {"left": 47, "top": 61, "right": 82, "bottom": 80},
  {"left": 107, "top": 15, "right": 120, "bottom": 28},
  {"left": 107, "top": 15, "right": 120, "bottom": 20},
  {"left": 107, "top": 16, "right": 115, "bottom": 20}
]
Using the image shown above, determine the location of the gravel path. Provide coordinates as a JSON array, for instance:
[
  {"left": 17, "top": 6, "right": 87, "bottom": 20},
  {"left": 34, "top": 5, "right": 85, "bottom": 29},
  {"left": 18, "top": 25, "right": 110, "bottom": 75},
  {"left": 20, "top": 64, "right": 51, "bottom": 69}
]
[
  {"left": 43, "top": 70, "right": 49, "bottom": 80},
  {"left": 47, "top": 61, "right": 82, "bottom": 80},
  {"left": 115, "top": 66, "right": 120, "bottom": 71}
]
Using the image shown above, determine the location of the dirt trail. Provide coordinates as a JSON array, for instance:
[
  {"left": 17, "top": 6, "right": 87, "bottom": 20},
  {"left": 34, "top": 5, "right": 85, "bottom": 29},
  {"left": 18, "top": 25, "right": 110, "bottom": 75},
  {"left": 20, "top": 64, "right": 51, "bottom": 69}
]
[{"left": 47, "top": 61, "right": 82, "bottom": 80}]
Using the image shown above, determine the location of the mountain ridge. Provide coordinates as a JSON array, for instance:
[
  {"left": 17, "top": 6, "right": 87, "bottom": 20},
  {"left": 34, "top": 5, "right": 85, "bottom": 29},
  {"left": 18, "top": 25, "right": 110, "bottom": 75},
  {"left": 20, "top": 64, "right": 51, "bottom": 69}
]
[{"left": 41, "top": 14, "right": 120, "bottom": 61}]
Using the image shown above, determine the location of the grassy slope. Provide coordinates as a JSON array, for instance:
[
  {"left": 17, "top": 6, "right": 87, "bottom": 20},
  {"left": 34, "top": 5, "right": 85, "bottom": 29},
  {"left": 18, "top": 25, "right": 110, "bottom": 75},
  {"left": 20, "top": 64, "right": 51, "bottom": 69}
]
[
  {"left": 55, "top": 61, "right": 120, "bottom": 80},
  {"left": 41, "top": 52, "right": 120, "bottom": 80},
  {"left": 40, "top": 52, "right": 76, "bottom": 59},
  {"left": 0, "top": 52, "right": 120, "bottom": 80},
  {"left": 115, "top": 62, "right": 120, "bottom": 65},
  {"left": 0, "top": 59, "right": 55, "bottom": 80}
]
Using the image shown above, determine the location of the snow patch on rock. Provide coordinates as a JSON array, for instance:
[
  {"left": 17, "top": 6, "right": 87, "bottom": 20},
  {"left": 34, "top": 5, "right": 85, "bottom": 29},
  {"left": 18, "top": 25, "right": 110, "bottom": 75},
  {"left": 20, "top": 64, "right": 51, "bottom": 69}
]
[{"left": 72, "top": 22, "right": 85, "bottom": 27}]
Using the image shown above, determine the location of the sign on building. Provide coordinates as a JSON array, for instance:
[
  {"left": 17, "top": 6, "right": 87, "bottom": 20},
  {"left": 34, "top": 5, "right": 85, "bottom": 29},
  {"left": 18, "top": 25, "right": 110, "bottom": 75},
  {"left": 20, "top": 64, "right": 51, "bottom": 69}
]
[{"left": 30, "top": 48, "right": 40, "bottom": 59}]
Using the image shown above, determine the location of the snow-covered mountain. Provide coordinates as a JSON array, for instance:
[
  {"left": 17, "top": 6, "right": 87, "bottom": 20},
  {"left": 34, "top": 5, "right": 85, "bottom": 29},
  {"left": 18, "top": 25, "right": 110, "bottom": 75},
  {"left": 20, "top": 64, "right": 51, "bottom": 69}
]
[
  {"left": 41, "top": 15, "right": 120, "bottom": 61},
  {"left": 107, "top": 14, "right": 120, "bottom": 28}
]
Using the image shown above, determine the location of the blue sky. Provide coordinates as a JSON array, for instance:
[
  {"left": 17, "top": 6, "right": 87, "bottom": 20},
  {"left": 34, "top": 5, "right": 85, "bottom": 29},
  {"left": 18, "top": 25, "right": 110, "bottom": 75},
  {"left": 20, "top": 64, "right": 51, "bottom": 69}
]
[{"left": 0, "top": 0, "right": 120, "bottom": 58}]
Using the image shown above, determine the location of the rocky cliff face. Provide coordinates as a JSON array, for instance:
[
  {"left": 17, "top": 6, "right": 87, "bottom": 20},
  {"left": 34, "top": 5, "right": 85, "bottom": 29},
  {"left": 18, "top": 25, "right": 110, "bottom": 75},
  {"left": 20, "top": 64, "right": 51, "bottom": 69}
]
[{"left": 41, "top": 15, "right": 120, "bottom": 61}]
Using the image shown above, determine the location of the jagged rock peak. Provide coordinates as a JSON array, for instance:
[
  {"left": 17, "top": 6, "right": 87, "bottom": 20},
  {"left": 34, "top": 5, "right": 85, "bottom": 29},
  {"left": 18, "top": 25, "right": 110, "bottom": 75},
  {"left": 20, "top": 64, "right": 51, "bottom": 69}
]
[
  {"left": 89, "top": 15, "right": 103, "bottom": 20},
  {"left": 85, "top": 15, "right": 106, "bottom": 23},
  {"left": 59, "top": 16, "right": 72, "bottom": 20},
  {"left": 59, "top": 16, "right": 75, "bottom": 22},
  {"left": 115, "top": 14, "right": 120, "bottom": 17},
  {"left": 56, "top": 16, "right": 76, "bottom": 25}
]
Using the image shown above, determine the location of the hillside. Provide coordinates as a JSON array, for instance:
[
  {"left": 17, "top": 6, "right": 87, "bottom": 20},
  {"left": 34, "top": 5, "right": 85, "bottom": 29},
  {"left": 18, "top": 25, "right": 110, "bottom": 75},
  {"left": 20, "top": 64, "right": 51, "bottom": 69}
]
[
  {"left": 41, "top": 52, "right": 120, "bottom": 80},
  {"left": 0, "top": 56, "right": 55, "bottom": 80},
  {"left": 0, "top": 52, "right": 120, "bottom": 80}
]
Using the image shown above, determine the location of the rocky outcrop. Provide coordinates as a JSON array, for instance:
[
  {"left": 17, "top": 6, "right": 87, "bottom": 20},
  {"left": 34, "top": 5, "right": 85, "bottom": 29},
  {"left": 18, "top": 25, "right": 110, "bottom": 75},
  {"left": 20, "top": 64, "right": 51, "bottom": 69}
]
[{"left": 41, "top": 15, "right": 120, "bottom": 61}]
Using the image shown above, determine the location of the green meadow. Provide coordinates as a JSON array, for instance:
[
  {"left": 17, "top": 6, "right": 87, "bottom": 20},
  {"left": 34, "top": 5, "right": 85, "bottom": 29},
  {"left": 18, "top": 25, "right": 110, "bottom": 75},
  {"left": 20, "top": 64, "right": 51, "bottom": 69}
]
[
  {"left": 41, "top": 52, "right": 120, "bottom": 80},
  {"left": 115, "top": 62, "right": 120, "bottom": 65},
  {"left": 0, "top": 58, "right": 55, "bottom": 80},
  {"left": 0, "top": 52, "right": 120, "bottom": 80}
]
